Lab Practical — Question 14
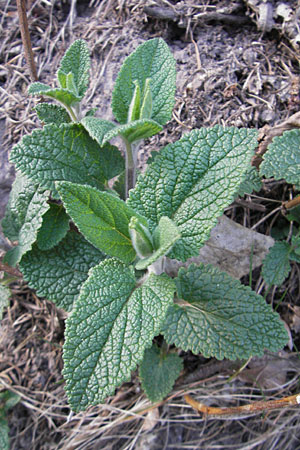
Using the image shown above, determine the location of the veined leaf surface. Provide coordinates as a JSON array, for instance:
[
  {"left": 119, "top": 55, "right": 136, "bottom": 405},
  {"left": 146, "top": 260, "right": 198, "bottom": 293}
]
[
  {"left": 63, "top": 258, "right": 175, "bottom": 411},
  {"left": 128, "top": 126, "right": 258, "bottom": 261},
  {"left": 162, "top": 264, "right": 288, "bottom": 360}
]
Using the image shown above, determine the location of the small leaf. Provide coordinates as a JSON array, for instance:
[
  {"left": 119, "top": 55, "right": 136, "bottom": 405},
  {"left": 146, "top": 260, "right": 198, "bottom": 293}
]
[
  {"left": 0, "top": 391, "right": 20, "bottom": 411},
  {"left": 57, "top": 39, "right": 90, "bottom": 98},
  {"left": 237, "top": 166, "right": 262, "bottom": 196},
  {"left": 260, "top": 129, "right": 300, "bottom": 186},
  {"left": 162, "top": 264, "right": 288, "bottom": 360},
  {"left": 140, "top": 78, "right": 152, "bottom": 120},
  {"left": 127, "top": 80, "right": 141, "bottom": 122},
  {"left": 19, "top": 231, "right": 105, "bottom": 311},
  {"left": 63, "top": 258, "right": 176, "bottom": 411},
  {"left": 56, "top": 181, "right": 147, "bottom": 263},
  {"left": 262, "top": 241, "right": 291, "bottom": 286},
  {"left": 1, "top": 174, "right": 50, "bottom": 267},
  {"left": 111, "top": 38, "right": 176, "bottom": 125},
  {"left": 0, "top": 418, "right": 9, "bottom": 450},
  {"left": 82, "top": 116, "right": 162, "bottom": 145},
  {"left": 0, "top": 284, "right": 10, "bottom": 320},
  {"left": 10, "top": 124, "right": 117, "bottom": 196},
  {"left": 129, "top": 216, "right": 154, "bottom": 259},
  {"left": 128, "top": 126, "right": 258, "bottom": 261},
  {"left": 28, "top": 82, "right": 81, "bottom": 106},
  {"left": 36, "top": 203, "right": 70, "bottom": 250},
  {"left": 139, "top": 344, "right": 183, "bottom": 403},
  {"left": 135, "top": 216, "right": 181, "bottom": 270},
  {"left": 34, "top": 103, "right": 71, "bottom": 125}
]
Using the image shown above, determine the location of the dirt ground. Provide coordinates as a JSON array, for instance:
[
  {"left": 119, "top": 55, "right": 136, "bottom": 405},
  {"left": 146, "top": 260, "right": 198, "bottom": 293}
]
[{"left": 1, "top": 1, "right": 300, "bottom": 449}]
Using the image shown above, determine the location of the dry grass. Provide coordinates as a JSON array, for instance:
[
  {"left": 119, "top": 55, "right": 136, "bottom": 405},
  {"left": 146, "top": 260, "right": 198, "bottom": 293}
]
[{"left": 1, "top": 0, "right": 300, "bottom": 448}]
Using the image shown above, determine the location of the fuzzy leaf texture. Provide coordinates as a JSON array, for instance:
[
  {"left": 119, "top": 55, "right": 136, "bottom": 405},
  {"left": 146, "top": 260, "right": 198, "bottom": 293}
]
[
  {"left": 28, "top": 82, "right": 81, "bottom": 106},
  {"left": 0, "top": 285, "right": 10, "bottom": 321},
  {"left": 82, "top": 116, "right": 163, "bottom": 145},
  {"left": 111, "top": 38, "right": 176, "bottom": 125},
  {"left": 34, "top": 103, "right": 71, "bottom": 125},
  {"left": 56, "top": 181, "right": 147, "bottom": 263},
  {"left": 162, "top": 264, "right": 288, "bottom": 360},
  {"left": 63, "top": 258, "right": 176, "bottom": 411},
  {"left": 237, "top": 166, "right": 262, "bottom": 196},
  {"left": 2, "top": 174, "right": 50, "bottom": 266},
  {"left": 57, "top": 39, "right": 90, "bottom": 98},
  {"left": 128, "top": 126, "right": 258, "bottom": 261},
  {"left": 36, "top": 203, "right": 70, "bottom": 250},
  {"left": 260, "top": 129, "right": 300, "bottom": 186},
  {"left": 139, "top": 344, "right": 183, "bottom": 403},
  {"left": 261, "top": 241, "right": 291, "bottom": 286},
  {"left": 19, "top": 231, "right": 105, "bottom": 311},
  {"left": 9, "top": 124, "right": 122, "bottom": 197},
  {"left": 135, "top": 216, "right": 181, "bottom": 270},
  {"left": 0, "top": 418, "right": 9, "bottom": 450}
]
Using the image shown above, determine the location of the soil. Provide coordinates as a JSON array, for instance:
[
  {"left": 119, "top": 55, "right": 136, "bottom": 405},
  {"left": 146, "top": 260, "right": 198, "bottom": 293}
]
[{"left": 1, "top": 1, "right": 300, "bottom": 449}]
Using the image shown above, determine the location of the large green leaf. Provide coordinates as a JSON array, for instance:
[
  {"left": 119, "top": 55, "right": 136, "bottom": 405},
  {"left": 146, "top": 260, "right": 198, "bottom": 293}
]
[
  {"left": 9, "top": 124, "right": 120, "bottom": 196},
  {"left": 56, "top": 181, "right": 147, "bottom": 263},
  {"left": 139, "top": 344, "right": 183, "bottom": 403},
  {"left": 28, "top": 82, "right": 81, "bottom": 106},
  {"left": 261, "top": 241, "right": 291, "bottom": 286},
  {"left": 19, "top": 231, "right": 105, "bottom": 311},
  {"left": 111, "top": 38, "right": 176, "bottom": 125},
  {"left": 82, "top": 116, "right": 163, "bottom": 145},
  {"left": 260, "top": 129, "right": 300, "bottom": 186},
  {"left": 162, "top": 264, "right": 288, "bottom": 360},
  {"left": 63, "top": 258, "right": 176, "bottom": 411},
  {"left": 2, "top": 174, "right": 50, "bottom": 267},
  {"left": 57, "top": 39, "right": 90, "bottom": 98},
  {"left": 36, "top": 203, "right": 70, "bottom": 250},
  {"left": 128, "top": 126, "right": 258, "bottom": 261},
  {"left": 34, "top": 103, "right": 71, "bottom": 125}
]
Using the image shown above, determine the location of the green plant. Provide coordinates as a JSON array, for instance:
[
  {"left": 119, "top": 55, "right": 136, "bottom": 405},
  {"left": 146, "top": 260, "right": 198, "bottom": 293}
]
[
  {"left": 1, "top": 38, "right": 288, "bottom": 411},
  {"left": 260, "top": 129, "right": 300, "bottom": 287},
  {"left": 0, "top": 390, "right": 20, "bottom": 450}
]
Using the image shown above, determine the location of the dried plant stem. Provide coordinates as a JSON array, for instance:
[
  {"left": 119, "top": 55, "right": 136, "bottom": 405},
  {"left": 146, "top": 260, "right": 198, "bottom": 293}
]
[
  {"left": 185, "top": 393, "right": 300, "bottom": 419},
  {"left": 284, "top": 195, "right": 300, "bottom": 210},
  {"left": 0, "top": 261, "right": 22, "bottom": 278},
  {"left": 17, "top": 0, "right": 38, "bottom": 82}
]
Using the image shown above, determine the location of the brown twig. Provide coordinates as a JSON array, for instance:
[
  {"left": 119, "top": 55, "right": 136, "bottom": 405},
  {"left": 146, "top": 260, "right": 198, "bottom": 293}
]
[
  {"left": 16, "top": 0, "right": 38, "bottom": 82},
  {"left": 0, "top": 261, "right": 22, "bottom": 278},
  {"left": 284, "top": 195, "right": 300, "bottom": 210},
  {"left": 185, "top": 393, "right": 300, "bottom": 419}
]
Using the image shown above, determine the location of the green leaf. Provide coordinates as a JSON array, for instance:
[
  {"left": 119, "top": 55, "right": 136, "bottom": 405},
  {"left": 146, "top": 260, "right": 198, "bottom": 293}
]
[
  {"left": 0, "top": 391, "right": 20, "bottom": 412},
  {"left": 286, "top": 204, "right": 300, "bottom": 224},
  {"left": 237, "top": 166, "right": 262, "bottom": 196},
  {"left": 140, "top": 78, "right": 152, "bottom": 120},
  {"left": 135, "top": 216, "right": 181, "bottom": 270},
  {"left": 56, "top": 181, "right": 147, "bottom": 263},
  {"left": 34, "top": 103, "right": 71, "bottom": 125},
  {"left": 2, "top": 174, "right": 50, "bottom": 267},
  {"left": 9, "top": 124, "right": 117, "bottom": 196},
  {"left": 57, "top": 39, "right": 90, "bottom": 98},
  {"left": 63, "top": 258, "right": 176, "bottom": 411},
  {"left": 28, "top": 82, "right": 81, "bottom": 107},
  {"left": 111, "top": 38, "right": 176, "bottom": 125},
  {"left": 162, "top": 264, "right": 288, "bottom": 360},
  {"left": 19, "top": 231, "right": 105, "bottom": 311},
  {"left": 0, "top": 418, "right": 9, "bottom": 450},
  {"left": 82, "top": 116, "right": 162, "bottom": 145},
  {"left": 139, "top": 344, "right": 182, "bottom": 403},
  {"left": 128, "top": 126, "right": 258, "bottom": 261},
  {"left": 36, "top": 203, "right": 69, "bottom": 250},
  {"left": 261, "top": 241, "right": 291, "bottom": 286},
  {"left": 260, "top": 129, "right": 300, "bottom": 186},
  {"left": 127, "top": 80, "right": 141, "bottom": 122},
  {"left": 0, "top": 284, "right": 10, "bottom": 320}
]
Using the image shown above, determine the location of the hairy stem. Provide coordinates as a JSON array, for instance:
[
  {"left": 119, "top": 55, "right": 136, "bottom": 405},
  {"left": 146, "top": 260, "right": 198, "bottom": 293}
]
[
  {"left": 17, "top": 0, "right": 38, "bottom": 82},
  {"left": 124, "top": 138, "right": 136, "bottom": 199}
]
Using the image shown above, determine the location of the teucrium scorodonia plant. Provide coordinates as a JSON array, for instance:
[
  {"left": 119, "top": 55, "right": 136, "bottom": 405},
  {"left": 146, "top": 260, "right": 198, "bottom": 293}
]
[{"left": 1, "top": 38, "right": 288, "bottom": 411}]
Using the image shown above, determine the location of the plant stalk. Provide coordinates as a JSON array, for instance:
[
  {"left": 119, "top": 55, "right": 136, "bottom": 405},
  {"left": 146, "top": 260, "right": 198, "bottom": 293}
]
[
  {"left": 17, "top": 0, "right": 38, "bottom": 82},
  {"left": 124, "top": 138, "right": 136, "bottom": 199}
]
